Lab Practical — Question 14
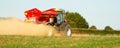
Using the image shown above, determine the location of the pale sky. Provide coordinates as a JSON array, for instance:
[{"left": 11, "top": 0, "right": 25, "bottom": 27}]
[{"left": 0, "top": 0, "right": 120, "bottom": 30}]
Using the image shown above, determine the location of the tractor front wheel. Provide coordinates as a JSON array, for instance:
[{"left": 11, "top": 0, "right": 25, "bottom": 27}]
[{"left": 64, "top": 24, "right": 72, "bottom": 36}]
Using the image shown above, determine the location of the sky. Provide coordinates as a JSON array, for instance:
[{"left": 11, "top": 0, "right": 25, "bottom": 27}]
[{"left": 0, "top": 0, "right": 120, "bottom": 30}]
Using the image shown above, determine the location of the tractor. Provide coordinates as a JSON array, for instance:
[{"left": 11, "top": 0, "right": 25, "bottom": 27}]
[{"left": 24, "top": 8, "right": 71, "bottom": 36}]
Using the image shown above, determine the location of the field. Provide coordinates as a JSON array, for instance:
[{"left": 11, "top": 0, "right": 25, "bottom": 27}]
[{"left": 0, "top": 35, "right": 120, "bottom": 48}]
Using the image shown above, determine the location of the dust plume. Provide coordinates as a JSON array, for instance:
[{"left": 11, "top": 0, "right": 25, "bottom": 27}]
[{"left": 0, "top": 17, "right": 60, "bottom": 36}]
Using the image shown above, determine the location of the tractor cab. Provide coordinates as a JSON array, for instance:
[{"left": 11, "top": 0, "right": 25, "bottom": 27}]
[{"left": 56, "top": 10, "right": 64, "bottom": 24}]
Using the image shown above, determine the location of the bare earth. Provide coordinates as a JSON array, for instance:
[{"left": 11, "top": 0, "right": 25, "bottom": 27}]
[{"left": 0, "top": 17, "right": 61, "bottom": 36}]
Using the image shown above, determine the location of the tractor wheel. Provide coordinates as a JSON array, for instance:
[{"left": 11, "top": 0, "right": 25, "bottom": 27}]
[{"left": 64, "top": 24, "right": 72, "bottom": 36}]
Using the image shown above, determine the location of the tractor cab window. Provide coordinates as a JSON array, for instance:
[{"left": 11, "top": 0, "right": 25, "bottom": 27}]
[{"left": 57, "top": 12, "right": 63, "bottom": 24}]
